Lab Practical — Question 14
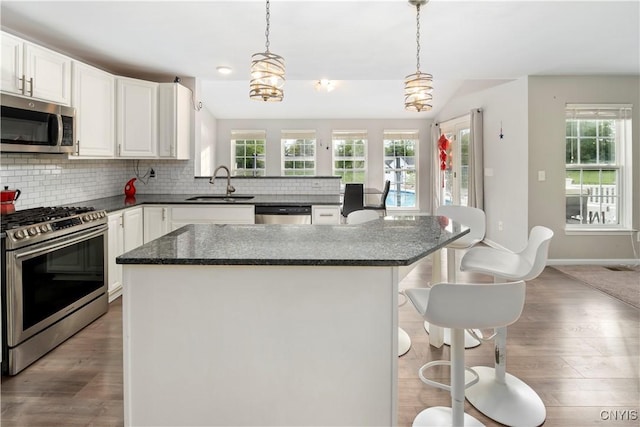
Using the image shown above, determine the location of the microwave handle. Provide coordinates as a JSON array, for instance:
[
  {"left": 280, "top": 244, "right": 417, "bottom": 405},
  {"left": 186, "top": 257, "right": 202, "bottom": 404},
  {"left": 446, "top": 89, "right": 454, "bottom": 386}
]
[{"left": 56, "top": 114, "right": 63, "bottom": 146}]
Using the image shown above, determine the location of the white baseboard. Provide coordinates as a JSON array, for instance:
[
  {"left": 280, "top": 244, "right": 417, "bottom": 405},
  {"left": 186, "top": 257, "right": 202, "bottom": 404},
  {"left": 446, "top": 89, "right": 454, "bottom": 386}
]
[
  {"left": 109, "top": 285, "right": 122, "bottom": 303},
  {"left": 547, "top": 259, "right": 640, "bottom": 266}
]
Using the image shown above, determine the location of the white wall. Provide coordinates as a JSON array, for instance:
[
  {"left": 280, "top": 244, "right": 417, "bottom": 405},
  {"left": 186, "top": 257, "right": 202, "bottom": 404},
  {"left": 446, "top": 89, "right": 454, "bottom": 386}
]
[
  {"left": 435, "top": 78, "right": 530, "bottom": 250},
  {"left": 215, "top": 118, "right": 433, "bottom": 211},
  {"left": 528, "top": 76, "right": 640, "bottom": 262}
]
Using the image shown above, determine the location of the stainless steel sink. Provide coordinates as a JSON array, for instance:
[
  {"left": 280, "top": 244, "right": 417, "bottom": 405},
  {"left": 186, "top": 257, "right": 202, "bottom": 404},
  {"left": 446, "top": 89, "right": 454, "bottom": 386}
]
[{"left": 186, "top": 195, "right": 255, "bottom": 201}]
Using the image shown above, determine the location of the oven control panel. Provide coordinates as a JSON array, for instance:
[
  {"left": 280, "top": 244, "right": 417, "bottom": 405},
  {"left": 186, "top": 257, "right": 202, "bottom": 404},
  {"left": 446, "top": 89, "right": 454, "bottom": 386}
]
[{"left": 8, "top": 210, "right": 107, "bottom": 245}]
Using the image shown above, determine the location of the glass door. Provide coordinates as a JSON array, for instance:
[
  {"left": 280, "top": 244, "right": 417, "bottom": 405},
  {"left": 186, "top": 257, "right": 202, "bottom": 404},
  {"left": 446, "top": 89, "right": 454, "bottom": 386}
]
[{"left": 440, "top": 117, "right": 470, "bottom": 206}]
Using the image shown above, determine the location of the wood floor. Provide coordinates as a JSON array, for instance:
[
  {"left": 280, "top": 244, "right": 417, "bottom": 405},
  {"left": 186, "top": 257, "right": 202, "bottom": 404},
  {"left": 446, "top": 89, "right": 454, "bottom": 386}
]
[{"left": 2, "top": 255, "right": 638, "bottom": 426}]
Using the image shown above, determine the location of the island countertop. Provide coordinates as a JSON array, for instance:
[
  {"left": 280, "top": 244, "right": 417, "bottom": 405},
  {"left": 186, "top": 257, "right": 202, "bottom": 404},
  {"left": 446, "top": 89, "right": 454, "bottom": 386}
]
[{"left": 116, "top": 215, "right": 467, "bottom": 267}]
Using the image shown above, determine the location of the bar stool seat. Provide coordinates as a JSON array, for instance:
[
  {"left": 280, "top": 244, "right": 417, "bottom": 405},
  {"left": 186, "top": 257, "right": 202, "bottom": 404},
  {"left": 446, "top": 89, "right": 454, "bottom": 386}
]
[
  {"left": 459, "top": 226, "right": 553, "bottom": 427},
  {"left": 426, "top": 205, "right": 486, "bottom": 349},
  {"left": 405, "top": 281, "right": 526, "bottom": 427}
]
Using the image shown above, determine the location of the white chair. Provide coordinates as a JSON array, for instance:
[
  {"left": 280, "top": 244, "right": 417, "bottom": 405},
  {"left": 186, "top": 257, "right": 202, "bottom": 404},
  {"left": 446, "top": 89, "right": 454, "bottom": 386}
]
[
  {"left": 346, "top": 209, "right": 411, "bottom": 357},
  {"left": 459, "top": 226, "right": 554, "bottom": 427},
  {"left": 426, "top": 205, "right": 486, "bottom": 349},
  {"left": 405, "top": 281, "right": 526, "bottom": 427}
]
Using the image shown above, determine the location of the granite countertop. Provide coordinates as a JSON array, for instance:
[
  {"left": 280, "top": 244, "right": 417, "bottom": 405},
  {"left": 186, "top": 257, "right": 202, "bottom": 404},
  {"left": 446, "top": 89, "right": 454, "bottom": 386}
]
[
  {"left": 117, "top": 215, "right": 468, "bottom": 267},
  {"left": 73, "top": 193, "right": 341, "bottom": 213}
]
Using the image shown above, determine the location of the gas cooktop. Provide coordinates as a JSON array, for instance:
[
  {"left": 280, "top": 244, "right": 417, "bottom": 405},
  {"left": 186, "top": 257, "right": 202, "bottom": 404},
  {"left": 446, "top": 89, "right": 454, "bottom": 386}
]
[{"left": 1, "top": 206, "right": 97, "bottom": 232}]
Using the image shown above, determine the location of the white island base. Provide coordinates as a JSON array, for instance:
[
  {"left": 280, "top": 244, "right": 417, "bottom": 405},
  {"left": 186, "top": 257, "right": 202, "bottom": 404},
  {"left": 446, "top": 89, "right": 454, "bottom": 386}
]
[{"left": 123, "top": 264, "right": 400, "bottom": 426}]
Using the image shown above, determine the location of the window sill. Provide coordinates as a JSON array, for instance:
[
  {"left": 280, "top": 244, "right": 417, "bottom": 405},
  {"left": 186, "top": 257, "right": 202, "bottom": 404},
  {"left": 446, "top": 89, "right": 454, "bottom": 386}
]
[{"left": 564, "top": 226, "right": 636, "bottom": 236}]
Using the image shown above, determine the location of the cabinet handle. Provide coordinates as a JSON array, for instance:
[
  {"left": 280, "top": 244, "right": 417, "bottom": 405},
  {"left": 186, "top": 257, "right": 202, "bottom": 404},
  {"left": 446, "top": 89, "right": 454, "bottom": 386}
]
[
  {"left": 319, "top": 214, "right": 334, "bottom": 217},
  {"left": 76, "top": 140, "right": 80, "bottom": 156},
  {"left": 27, "top": 77, "right": 34, "bottom": 97},
  {"left": 118, "top": 144, "right": 122, "bottom": 156},
  {"left": 19, "top": 75, "right": 25, "bottom": 95},
  {"left": 162, "top": 208, "right": 166, "bottom": 221}
]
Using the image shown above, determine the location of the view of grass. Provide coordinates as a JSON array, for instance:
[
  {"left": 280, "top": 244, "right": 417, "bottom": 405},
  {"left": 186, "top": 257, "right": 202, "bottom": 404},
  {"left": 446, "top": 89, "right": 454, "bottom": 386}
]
[{"left": 566, "top": 170, "right": 616, "bottom": 185}]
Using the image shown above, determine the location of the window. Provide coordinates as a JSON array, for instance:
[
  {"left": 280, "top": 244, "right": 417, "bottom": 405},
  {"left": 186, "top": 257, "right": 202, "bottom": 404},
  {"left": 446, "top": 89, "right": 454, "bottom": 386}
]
[
  {"left": 332, "top": 131, "right": 367, "bottom": 183},
  {"left": 231, "top": 130, "right": 266, "bottom": 176},
  {"left": 565, "top": 105, "right": 632, "bottom": 228},
  {"left": 281, "top": 130, "right": 316, "bottom": 176},
  {"left": 383, "top": 130, "right": 418, "bottom": 208}
]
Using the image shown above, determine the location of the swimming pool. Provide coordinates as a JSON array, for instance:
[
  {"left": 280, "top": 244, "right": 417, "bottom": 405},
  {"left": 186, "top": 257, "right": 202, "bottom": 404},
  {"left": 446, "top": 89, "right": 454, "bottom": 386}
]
[{"left": 386, "top": 190, "right": 416, "bottom": 208}]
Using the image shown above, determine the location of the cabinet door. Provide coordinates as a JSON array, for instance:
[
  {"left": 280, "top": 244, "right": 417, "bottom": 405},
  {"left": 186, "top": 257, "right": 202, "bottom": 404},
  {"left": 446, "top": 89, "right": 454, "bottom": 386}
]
[
  {"left": 71, "top": 62, "right": 115, "bottom": 157},
  {"left": 143, "top": 206, "right": 169, "bottom": 243},
  {"left": 1, "top": 32, "right": 23, "bottom": 95},
  {"left": 170, "top": 205, "right": 255, "bottom": 227},
  {"left": 24, "top": 42, "right": 71, "bottom": 105},
  {"left": 117, "top": 77, "right": 158, "bottom": 158},
  {"left": 158, "top": 83, "right": 191, "bottom": 159},
  {"left": 107, "top": 212, "right": 124, "bottom": 300},
  {"left": 123, "top": 207, "right": 144, "bottom": 252}
]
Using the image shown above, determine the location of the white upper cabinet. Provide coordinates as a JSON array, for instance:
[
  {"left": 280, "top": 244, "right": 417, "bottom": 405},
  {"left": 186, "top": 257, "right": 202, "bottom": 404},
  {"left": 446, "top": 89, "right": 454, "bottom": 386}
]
[
  {"left": 116, "top": 77, "right": 158, "bottom": 158},
  {"left": 71, "top": 61, "right": 115, "bottom": 157},
  {"left": 158, "top": 83, "right": 191, "bottom": 159},
  {"left": 1, "top": 31, "right": 71, "bottom": 105}
]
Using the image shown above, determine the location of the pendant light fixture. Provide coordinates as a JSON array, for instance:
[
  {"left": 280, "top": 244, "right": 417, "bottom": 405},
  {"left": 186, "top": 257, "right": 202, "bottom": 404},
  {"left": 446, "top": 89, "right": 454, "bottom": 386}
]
[
  {"left": 250, "top": 0, "right": 285, "bottom": 102},
  {"left": 404, "top": 0, "right": 433, "bottom": 112}
]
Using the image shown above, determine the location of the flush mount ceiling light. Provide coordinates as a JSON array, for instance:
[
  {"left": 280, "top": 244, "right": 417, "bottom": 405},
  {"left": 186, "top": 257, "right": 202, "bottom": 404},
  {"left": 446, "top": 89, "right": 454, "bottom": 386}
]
[
  {"left": 250, "top": 0, "right": 285, "bottom": 102},
  {"left": 217, "top": 66, "right": 232, "bottom": 75},
  {"left": 404, "top": 0, "right": 433, "bottom": 112},
  {"left": 315, "top": 79, "right": 335, "bottom": 92}
]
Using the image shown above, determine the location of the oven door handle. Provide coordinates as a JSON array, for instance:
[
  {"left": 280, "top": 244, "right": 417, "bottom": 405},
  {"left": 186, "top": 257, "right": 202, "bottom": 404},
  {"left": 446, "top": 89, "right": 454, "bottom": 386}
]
[{"left": 14, "top": 225, "right": 107, "bottom": 260}]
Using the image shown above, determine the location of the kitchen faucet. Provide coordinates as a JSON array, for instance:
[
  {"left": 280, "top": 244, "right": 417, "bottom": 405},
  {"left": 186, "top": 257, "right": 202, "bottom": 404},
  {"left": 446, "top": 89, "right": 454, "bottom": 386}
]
[{"left": 209, "top": 165, "right": 235, "bottom": 197}]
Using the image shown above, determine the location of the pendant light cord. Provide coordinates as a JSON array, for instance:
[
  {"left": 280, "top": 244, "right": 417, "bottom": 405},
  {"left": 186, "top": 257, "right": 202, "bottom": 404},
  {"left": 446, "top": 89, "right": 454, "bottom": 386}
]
[
  {"left": 415, "top": 3, "right": 421, "bottom": 73},
  {"left": 265, "top": 0, "right": 271, "bottom": 52}
]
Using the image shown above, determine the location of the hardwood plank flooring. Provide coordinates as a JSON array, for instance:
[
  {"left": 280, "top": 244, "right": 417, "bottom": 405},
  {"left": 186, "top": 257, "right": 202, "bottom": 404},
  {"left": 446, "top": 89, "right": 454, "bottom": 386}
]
[{"left": 2, "top": 254, "right": 638, "bottom": 426}]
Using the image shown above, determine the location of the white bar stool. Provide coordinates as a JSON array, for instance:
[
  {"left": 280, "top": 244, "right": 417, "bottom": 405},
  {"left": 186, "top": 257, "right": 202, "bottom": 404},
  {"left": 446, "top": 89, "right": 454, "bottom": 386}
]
[
  {"left": 426, "top": 205, "right": 486, "bottom": 349},
  {"left": 459, "top": 226, "right": 554, "bottom": 427},
  {"left": 346, "top": 209, "right": 411, "bottom": 356},
  {"left": 405, "top": 280, "right": 526, "bottom": 427}
]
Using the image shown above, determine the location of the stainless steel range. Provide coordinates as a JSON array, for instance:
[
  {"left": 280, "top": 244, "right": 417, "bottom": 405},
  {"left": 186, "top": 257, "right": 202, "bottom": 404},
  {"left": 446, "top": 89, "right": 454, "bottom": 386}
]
[{"left": 1, "top": 206, "right": 108, "bottom": 375}]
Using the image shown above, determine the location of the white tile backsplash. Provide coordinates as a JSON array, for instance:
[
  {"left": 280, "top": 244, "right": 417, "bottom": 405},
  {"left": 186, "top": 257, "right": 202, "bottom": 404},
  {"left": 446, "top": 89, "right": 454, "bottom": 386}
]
[{"left": 1, "top": 154, "right": 340, "bottom": 209}]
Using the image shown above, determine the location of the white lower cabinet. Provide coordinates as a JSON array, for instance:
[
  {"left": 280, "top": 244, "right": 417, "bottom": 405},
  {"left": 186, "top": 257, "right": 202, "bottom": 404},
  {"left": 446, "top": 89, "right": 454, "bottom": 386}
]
[
  {"left": 143, "top": 206, "right": 170, "bottom": 243},
  {"left": 312, "top": 205, "right": 341, "bottom": 224},
  {"left": 107, "top": 207, "right": 143, "bottom": 301},
  {"left": 170, "top": 205, "right": 255, "bottom": 230}
]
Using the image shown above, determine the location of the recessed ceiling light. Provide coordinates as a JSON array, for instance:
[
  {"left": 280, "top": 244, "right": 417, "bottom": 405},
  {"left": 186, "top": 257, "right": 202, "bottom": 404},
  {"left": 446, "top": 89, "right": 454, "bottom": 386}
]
[{"left": 216, "top": 66, "right": 232, "bottom": 75}]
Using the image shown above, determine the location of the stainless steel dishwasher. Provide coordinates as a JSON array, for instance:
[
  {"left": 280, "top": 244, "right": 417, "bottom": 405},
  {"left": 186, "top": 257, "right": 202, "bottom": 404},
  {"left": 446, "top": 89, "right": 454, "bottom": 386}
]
[{"left": 254, "top": 205, "right": 312, "bottom": 224}]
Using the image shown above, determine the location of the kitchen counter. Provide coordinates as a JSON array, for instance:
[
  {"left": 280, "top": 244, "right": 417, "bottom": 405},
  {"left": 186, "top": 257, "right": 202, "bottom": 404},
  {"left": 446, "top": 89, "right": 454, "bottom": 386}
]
[
  {"left": 75, "top": 193, "right": 341, "bottom": 213},
  {"left": 117, "top": 215, "right": 463, "bottom": 266},
  {"left": 119, "top": 216, "right": 467, "bottom": 426}
]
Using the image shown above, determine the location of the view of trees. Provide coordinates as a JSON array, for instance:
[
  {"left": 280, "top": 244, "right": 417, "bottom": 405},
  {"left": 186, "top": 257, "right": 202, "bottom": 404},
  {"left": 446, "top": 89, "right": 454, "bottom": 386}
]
[{"left": 566, "top": 119, "right": 617, "bottom": 185}]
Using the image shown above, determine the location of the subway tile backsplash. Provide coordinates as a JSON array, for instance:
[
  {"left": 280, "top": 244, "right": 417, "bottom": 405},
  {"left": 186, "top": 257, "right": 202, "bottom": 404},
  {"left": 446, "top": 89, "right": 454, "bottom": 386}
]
[{"left": 0, "top": 154, "right": 340, "bottom": 210}]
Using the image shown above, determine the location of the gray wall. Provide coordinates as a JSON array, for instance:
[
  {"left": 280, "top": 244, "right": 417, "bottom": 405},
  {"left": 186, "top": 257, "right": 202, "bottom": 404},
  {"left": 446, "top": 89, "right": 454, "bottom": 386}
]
[
  {"left": 215, "top": 118, "right": 433, "bottom": 212},
  {"left": 528, "top": 76, "right": 640, "bottom": 262}
]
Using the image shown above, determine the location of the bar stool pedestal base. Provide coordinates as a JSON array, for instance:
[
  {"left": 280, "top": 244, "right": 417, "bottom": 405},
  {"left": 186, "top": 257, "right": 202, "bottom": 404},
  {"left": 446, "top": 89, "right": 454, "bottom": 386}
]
[
  {"left": 465, "top": 366, "right": 546, "bottom": 427},
  {"left": 412, "top": 406, "right": 484, "bottom": 427}
]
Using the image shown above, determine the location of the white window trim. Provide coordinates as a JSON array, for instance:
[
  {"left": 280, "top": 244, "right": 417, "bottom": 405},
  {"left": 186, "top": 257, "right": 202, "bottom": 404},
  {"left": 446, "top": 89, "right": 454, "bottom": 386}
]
[
  {"left": 281, "top": 130, "right": 317, "bottom": 176},
  {"left": 563, "top": 104, "right": 633, "bottom": 231},
  {"left": 331, "top": 130, "right": 368, "bottom": 185},
  {"left": 383, "top": 130, "right": 419, "bottom": 211}
]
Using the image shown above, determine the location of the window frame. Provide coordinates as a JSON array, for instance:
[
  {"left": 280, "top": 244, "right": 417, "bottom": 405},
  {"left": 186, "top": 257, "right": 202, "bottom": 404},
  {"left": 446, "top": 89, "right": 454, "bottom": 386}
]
[
  {"left": 564, "top": 104, "right": 632, "bottom": 231},
  {"left": 231, "top": 130, "right": 266, "bottom": 177},
  {"left": 331, "top": 130, "right": 367, "bottom": 185},
  {"left": 383, "top": 130, "right": 419, "bottom": 210},
  {"left": 281, "top": 130, "right": 317, "bottom": 176}
]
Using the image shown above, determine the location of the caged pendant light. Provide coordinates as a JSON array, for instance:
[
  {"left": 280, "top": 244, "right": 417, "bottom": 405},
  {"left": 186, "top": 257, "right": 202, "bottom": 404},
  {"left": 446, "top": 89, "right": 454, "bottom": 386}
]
[
  {"left": 250, "top": 0, "right": 285, "bottom": 102},
  {"left": 404, "top": 0, "right": 433, "bottom": 112}
]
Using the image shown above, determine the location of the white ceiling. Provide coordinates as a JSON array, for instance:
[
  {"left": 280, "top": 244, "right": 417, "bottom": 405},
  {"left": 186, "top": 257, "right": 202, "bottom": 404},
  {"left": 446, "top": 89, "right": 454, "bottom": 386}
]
[{"left": 1, "top": 1, "right": 638, "bottom": 119}]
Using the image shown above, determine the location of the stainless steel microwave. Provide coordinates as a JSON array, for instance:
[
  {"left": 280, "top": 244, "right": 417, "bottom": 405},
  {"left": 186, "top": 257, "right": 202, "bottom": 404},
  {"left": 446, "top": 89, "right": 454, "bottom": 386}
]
[{"left": 1, "top": 94, "right": 75, "bottom": 154}]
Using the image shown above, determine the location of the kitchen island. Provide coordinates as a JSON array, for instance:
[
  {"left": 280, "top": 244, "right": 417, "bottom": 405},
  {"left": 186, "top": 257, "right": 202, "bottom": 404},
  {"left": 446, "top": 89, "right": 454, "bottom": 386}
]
[{"left": 117, "top": 216, "right": 468, "bottom": 426}]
